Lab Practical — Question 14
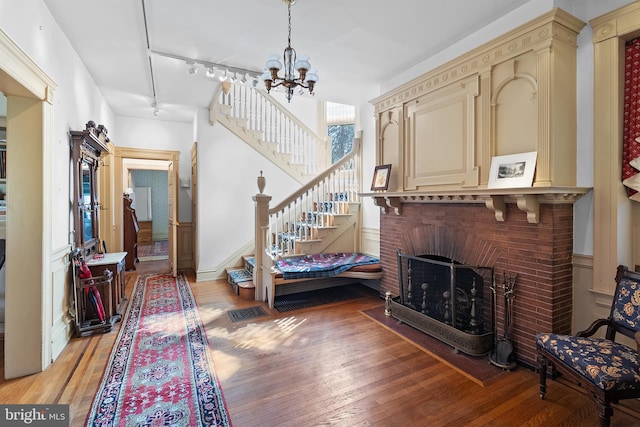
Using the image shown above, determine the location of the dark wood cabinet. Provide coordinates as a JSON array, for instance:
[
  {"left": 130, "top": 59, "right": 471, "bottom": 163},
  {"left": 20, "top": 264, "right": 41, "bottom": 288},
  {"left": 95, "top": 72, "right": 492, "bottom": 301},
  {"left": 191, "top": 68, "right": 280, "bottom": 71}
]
[
  {"left": 71, "top": 121, "right": 109, "bottom": 258},
  {"left": 138, "top": 221, "right": 152, "bottom": 245},
  {"left": 123, "top": 196, "right": 139, "bottom": 270},
  {"left": 71, "top": 121, "right": 127, "bottom": 336}
]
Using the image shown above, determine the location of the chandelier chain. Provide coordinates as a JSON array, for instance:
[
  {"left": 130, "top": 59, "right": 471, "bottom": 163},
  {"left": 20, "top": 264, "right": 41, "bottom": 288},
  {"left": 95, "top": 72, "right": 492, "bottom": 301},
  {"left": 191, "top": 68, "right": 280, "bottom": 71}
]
[
  {"left": 288, "top": 1, "right": 292, "bottom": 49},
  {"left": 262, "top": 0, "right": 317, "bottom": 102}
]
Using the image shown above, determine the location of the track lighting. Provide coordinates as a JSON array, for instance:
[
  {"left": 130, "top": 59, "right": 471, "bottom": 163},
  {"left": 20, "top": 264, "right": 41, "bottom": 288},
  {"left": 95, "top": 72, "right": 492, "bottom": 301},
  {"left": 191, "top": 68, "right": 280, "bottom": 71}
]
[{"left": 150, "top": 50, "right": 263, "bottom": 88}]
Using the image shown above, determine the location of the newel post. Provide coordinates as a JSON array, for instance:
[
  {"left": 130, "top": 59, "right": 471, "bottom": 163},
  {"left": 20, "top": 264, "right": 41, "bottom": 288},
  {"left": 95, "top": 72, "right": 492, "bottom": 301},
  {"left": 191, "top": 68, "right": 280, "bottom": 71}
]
[{"left": 253, "top": 171, "right": 272, "bottom": 301}]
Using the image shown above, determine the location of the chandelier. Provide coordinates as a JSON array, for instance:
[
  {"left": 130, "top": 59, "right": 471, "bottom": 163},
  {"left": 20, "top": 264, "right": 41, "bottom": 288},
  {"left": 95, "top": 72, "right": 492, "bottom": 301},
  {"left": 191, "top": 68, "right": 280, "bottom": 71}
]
[{"left": 261, "top": 0, "right": 318, "bottom": 102}]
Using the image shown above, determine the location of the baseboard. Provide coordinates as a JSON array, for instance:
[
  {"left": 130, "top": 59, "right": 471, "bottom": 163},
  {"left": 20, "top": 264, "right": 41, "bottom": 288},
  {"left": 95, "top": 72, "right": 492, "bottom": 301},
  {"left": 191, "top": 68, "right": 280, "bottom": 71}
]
[
  {"left": 210, "top": 241, "right": 255, "bottom": 281},
  {"left": 195, "top": 269, "right": 218, "bottom": 282}
]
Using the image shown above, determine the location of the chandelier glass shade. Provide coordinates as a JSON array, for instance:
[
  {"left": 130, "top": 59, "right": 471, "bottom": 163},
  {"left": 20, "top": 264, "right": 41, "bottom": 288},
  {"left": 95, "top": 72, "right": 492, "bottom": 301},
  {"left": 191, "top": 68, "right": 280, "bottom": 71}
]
[{"left": 262, "top": 0, "right": 318, "bottom": 102}]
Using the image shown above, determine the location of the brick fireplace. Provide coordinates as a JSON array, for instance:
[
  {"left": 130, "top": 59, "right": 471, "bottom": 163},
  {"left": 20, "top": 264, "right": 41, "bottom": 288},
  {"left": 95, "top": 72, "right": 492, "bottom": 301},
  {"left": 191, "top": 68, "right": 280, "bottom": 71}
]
[{"left": 378, "top": 202, "right": 574, "bottom": 368}]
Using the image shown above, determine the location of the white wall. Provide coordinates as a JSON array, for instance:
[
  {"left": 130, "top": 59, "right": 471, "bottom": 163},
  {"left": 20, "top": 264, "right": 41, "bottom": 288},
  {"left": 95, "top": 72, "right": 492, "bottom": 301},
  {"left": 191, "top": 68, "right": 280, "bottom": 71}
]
[
  {"left": 0, "top": 0, "right": 117, "bottom": 251},
  {"left": 194, "top": 107, "right": 301, "bottom": 277}
]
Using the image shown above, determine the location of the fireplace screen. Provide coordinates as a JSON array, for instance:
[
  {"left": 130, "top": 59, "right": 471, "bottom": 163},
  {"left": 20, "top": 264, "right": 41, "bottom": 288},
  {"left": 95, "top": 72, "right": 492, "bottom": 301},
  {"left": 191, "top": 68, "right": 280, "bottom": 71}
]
[{"left": 392, "top": 250, "right": 495, "bottom": 356}]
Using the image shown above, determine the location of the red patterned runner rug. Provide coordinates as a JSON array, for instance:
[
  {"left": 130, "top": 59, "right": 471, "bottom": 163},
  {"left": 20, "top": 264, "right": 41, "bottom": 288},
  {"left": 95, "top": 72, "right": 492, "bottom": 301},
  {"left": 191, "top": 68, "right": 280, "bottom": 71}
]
[{"left": 86, "top": 273, "right": 231, "bottom": 426}]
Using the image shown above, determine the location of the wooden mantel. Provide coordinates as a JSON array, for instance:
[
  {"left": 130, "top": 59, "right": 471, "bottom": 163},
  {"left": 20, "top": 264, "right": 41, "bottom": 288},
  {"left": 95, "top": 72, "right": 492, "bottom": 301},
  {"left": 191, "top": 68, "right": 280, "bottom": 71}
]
[
  {"left": 361, "top": 186, "right": 591, "bottom": 223},
  {"left": 370, "top": 10, "right": 586, "bottom": 215}
]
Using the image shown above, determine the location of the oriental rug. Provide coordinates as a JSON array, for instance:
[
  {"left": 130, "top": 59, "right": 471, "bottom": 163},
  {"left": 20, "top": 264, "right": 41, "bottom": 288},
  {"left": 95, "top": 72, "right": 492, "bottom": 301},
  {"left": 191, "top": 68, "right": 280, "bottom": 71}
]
[
  {"left": 137, "top": 240, "right": 169, "bottom": 261},
  {"left": 86, "top": 272, "right": 231, "bottom": 426}
]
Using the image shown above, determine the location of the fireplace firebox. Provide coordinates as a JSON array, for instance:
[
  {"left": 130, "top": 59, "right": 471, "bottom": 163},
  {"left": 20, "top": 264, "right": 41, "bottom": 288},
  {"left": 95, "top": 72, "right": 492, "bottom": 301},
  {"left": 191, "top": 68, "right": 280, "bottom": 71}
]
[{"left": 386, "top": 250, "right": 495, "bottom": 356}]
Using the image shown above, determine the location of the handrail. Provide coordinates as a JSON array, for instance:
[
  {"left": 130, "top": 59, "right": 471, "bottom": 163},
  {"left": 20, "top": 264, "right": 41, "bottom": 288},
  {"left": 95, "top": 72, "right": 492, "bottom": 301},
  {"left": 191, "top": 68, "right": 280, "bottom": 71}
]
[
  {"left": 269, "top": 135, "right": 361, "bottom": 215},
  {"left": 218, "top": 83, "right": 331, "bottom": 175},
  {"left": 263, "top": 132, "right": 361, "bottom": 258},
  {"left": 252, "top": 133, "right": 362, "bottom": 302}
]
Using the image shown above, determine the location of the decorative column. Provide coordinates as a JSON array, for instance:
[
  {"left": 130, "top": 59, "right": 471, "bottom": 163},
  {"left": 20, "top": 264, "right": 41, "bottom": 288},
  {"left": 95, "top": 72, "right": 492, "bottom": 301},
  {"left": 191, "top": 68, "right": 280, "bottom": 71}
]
[{"left": 252, "top": 172, "right": 271, "bottom": 302}]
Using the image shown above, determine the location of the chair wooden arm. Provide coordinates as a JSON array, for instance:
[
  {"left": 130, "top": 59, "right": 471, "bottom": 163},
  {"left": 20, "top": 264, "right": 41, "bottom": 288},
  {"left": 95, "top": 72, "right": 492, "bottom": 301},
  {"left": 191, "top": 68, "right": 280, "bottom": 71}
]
[
  {"left": 635, "top": 330, "right": 640, "bottom": 352},
  {"left": 576, "top": 318, "right": 610, "bottom": 337}
]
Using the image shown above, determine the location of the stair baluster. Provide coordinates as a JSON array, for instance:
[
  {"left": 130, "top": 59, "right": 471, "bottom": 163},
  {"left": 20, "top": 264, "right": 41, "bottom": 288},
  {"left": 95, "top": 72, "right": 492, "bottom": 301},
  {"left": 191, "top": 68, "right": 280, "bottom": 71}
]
[{"left": 216, "top": 83, "right": 329, "bottom": 179}]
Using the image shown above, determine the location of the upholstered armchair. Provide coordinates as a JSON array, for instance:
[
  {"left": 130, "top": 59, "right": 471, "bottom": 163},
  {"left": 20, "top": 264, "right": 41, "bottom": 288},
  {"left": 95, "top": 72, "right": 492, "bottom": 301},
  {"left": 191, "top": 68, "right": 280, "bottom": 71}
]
[{"left": 536, "top": 265, "right": 640, "bottom": 427}]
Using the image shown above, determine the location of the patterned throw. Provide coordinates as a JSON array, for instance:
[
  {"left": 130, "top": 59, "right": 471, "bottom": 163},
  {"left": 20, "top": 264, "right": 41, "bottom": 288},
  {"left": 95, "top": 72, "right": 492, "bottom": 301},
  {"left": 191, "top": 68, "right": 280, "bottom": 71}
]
[
  {"left": 275, "top": 252, "right": 380, "bottom": 280},
  {"left": 86, "top": 273, "right": 231, "bottom": 426}
]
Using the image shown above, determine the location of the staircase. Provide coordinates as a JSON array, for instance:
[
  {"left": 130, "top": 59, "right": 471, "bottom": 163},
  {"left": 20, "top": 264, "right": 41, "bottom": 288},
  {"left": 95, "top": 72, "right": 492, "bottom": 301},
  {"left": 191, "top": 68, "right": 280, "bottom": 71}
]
[
  {"left": 210, "top": 83, "right": 331, "bottom": 183},
  {"left": 225, "top": 255, "right": 255, "bottom": 300},
  {"left": 210, "top": 83, "right": 363, "bottom": 301}
]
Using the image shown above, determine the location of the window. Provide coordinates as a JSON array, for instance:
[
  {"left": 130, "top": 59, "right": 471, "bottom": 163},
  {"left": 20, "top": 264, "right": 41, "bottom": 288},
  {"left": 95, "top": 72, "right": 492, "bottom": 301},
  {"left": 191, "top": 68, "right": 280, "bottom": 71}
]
[{"left": 327, "top": 102, "right": 356, "bottom": 163}]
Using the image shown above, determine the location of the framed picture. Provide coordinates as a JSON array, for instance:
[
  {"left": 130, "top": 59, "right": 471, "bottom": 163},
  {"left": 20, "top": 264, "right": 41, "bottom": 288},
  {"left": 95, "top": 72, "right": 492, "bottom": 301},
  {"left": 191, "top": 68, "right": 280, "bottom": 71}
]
[
  {"left": 488, "top": 151, "right": 537, "bottom": 189},
  {"left": 371, "top": 164, "right": 392, "bottom": 191}
]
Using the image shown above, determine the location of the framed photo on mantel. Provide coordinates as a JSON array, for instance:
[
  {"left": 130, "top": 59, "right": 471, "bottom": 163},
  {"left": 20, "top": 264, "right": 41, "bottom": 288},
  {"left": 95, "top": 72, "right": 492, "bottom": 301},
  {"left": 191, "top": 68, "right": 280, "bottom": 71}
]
[
  {"left": 371, "top": 164, "right": 392, "bottom": 191},
  {"left": 488, "top": 152, "right": 537, "bottom": 189}
]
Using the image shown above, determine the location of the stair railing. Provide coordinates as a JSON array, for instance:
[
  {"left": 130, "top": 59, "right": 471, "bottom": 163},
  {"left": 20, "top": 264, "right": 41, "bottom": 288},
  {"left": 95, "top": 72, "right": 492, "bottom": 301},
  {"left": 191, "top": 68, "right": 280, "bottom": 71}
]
[
  {"left": 252, "top": 132, "right": 362, "bottom": 302},
  {"left": 267, "top": 133, "right": 361, "bottom": 257},
  {"left": 253, "top": 132, "right": 362, "bottom": 294},
  {"left": 219, "top": 84, "right": 330, "bottom": 176}
]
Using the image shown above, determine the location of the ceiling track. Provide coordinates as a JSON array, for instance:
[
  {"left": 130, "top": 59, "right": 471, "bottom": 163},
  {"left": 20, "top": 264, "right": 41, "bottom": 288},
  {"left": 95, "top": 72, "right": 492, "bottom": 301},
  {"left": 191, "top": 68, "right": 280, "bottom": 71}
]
[{"left": 141, "top": 0, "right": 261, "bottom": 114}]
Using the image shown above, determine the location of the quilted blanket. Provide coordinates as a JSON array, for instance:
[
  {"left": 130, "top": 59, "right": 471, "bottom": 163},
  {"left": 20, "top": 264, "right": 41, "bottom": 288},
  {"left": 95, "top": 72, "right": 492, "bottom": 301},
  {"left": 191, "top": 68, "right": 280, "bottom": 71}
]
[{"left": 275, "top": 252, "right": 380, "bottom": 280}]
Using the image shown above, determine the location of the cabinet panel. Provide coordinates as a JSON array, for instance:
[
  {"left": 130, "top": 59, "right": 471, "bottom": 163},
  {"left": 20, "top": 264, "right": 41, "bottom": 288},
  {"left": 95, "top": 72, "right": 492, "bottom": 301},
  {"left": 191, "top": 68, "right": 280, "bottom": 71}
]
[
  {"left": 138, "top": 221, "right": 152, "bottom": 245},
  {"left": 404, "top": 75, "right": 479, "bottom": 190}
]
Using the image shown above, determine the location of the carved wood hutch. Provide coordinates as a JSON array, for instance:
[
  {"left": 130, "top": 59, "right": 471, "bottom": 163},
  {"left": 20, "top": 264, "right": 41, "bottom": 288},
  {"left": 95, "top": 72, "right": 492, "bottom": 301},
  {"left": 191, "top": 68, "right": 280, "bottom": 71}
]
[{"left": 71, "top": 121, "right": 127, "bottom": 336}]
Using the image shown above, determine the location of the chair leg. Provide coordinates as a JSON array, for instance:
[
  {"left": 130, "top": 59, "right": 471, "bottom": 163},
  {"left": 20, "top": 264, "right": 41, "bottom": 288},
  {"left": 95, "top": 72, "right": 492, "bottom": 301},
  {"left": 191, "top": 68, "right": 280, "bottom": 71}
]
[
  {"left": 538, "top": 353, "right": 548, "bottom": 400},
  {"left": 596, "top": 399, "right": 613, "bottom": 427}
]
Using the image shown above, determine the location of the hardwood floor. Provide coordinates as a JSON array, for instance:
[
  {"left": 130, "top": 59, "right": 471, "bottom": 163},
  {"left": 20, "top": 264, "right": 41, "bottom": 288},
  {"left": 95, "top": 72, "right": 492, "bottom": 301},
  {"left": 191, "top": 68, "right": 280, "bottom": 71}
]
[{"left": 1, "top": 259, "right": 640, "bottom": 426}]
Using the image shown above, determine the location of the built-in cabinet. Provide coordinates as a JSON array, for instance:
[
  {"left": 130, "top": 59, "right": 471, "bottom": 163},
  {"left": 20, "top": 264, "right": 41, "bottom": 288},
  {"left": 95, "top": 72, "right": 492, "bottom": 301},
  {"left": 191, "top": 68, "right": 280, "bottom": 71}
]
[
  {"left": 368, "top": 9, "right": 589, "bottom": 223},
  {"left": 371, "top": 8, "right": 585, "bottom": 195}
]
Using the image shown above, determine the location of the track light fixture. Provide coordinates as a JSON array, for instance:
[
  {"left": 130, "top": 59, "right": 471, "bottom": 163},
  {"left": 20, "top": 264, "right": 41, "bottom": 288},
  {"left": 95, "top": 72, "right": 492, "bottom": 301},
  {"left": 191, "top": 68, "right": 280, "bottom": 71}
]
[{"left": 149, "top": 49, "right": 262, "bottom": 87}]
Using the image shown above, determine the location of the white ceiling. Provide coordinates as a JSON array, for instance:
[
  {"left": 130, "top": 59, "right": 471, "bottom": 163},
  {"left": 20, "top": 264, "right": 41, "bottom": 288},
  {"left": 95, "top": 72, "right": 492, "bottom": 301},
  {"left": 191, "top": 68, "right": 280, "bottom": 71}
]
[{"left": 42, "top": 0, "right": 532, "bottom": 123}]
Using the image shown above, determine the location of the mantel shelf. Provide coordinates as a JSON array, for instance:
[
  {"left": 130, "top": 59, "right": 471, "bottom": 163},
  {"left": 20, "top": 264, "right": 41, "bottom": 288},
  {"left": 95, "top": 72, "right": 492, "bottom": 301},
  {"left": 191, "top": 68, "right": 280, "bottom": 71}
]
[{"left": 360, "top": 186, "right": 592, "bottom": 223}]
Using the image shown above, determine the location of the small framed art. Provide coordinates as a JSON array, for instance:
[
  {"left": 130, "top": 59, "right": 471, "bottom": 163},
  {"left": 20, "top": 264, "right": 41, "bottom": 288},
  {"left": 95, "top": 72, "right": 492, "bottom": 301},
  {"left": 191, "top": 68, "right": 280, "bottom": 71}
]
[
  {"left": 488, "top": 151, "right": 537, "bottom": 189},
  {"left": 371, "top": 164, "right": 392, "bottom": 191}
]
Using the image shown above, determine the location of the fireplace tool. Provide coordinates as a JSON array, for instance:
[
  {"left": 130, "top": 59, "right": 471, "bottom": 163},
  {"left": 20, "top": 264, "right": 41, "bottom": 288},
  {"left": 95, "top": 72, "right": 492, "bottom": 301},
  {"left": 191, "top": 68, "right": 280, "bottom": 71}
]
[{"left": 490, "top": 271, "right": 517, "bottom": 370}]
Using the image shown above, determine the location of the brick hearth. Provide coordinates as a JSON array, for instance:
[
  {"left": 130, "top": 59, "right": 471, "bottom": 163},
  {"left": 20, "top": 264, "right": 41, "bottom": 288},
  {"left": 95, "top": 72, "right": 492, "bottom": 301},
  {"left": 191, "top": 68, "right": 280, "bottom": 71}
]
[{"left": 379, "top": 202, "right": 573, "bottom": 367}]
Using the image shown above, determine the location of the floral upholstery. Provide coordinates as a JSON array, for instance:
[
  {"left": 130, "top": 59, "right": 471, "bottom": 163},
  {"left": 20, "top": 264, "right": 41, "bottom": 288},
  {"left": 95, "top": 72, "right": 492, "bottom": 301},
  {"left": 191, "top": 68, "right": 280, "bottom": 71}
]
[
  {"left": 536, "top": 333, "right": 640, "bottom": 391},
  {"left": 536, "top": 271, "right": 640, "bottom": 392},
  {"left": 611, "top": 277, "right": 640, "bottom": 331}
]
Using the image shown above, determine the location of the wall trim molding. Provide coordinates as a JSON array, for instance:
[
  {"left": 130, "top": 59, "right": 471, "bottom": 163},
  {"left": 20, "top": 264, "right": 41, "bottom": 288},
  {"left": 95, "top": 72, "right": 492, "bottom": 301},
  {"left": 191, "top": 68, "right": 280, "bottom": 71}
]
[
  {"left": 50, "top": 244, "right": 72, "bottom": 361},
  {"left": 590, "top": 1, "right": 640, "bottom": 293},
  {"left": 196, "top": 240, "right": 254, "bottom": 282}
]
